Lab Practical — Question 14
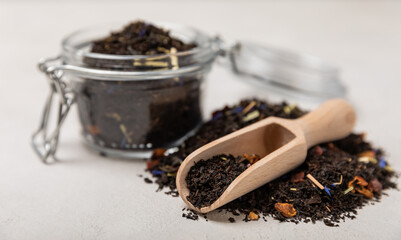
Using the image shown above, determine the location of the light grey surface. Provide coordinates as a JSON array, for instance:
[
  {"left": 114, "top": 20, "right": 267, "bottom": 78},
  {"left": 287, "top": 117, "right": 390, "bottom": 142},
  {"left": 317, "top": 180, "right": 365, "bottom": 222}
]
[{"left": 1, "top": 1, "right": 401, "bottom": 239}]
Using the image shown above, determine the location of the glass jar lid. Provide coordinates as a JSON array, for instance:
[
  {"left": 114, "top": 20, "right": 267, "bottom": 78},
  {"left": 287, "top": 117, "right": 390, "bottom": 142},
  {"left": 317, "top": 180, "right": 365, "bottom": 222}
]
[{"left": 229, "top": 42, "right": 345, "bottom": 101}]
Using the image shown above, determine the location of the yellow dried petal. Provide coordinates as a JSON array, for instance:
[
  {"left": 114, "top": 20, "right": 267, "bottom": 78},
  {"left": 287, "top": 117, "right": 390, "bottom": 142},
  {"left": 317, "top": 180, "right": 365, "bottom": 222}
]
[
  {"left": 344, "top": 186, "right": 354, "bottom": 195},
  {"left": 248, "top": 211, "right": 259, "bottom": 220},
  {"left": 242, "top": 153, "right": 261, "bottom": 164},
  {"left": 385, "top": 166, "right": 394, "bottom": 172},
  {"left": 358, "top": 150, "right": 376, "bottom": 158},
  {"left": 358, "top": 156, "right": 377, "bottom": 164},
  {"left": 243, "top": 110, "right": 260, "bottom": 122},
  {"left": 274, "top": 203, "right": 297, "bottom": 218},
  {"left": 284, "top": 105, "right": 297, "bottom": 114}
]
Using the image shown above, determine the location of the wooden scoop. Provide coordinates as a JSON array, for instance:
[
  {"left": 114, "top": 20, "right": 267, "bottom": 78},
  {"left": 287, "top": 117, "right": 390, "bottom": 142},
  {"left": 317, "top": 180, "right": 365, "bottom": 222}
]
[{"left": 176, "top": 99, "right": 356, "bottom": 213}]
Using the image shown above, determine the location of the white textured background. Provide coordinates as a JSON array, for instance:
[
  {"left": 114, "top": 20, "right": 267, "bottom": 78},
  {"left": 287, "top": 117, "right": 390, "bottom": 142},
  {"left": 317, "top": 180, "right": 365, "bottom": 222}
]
[{"left": 1, "top": 1, "right": 401, "bottom": 239}]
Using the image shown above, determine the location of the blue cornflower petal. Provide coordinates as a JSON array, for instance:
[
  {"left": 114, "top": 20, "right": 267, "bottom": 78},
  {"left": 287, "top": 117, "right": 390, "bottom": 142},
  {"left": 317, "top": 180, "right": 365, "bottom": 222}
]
[
  {"left": 120, "top": 136, "right": 127, "bottom": 148},
  {"left": 379, "top": 157, "right": 386, "bottom": 168},
  {"left": 232, "top": 106, "right": 243, "bottom": 114},
  {"left": 138, "top": 28, "right": 146, "bottom": 37},
  {"left": 107, "top": 85, "right": 120, "bottom": 94},
  {"left": 324, "top": 186, "right": 331, "bottom": 196},
  {"left": 152, "top": 170, "right": 165, "bottom": 175},
  {"left": 211, "top": 112, "right": 223, "bottom": 121}
]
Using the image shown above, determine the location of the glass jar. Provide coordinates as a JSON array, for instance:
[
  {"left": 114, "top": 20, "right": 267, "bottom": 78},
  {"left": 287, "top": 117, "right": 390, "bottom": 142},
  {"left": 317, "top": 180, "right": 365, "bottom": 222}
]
[
  {"left": 33, "top": 21, "right": 346, "bottom": 163},
  {"left": 33, "top": 22, "right": 221, "bottom": 162}
]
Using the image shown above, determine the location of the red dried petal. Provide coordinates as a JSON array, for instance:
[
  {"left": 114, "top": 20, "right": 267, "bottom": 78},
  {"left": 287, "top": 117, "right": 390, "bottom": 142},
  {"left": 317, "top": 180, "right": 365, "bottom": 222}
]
[
  {"left": 152, "top": 148, "right": 166, "bottom": 158},
  {"left": 146, "top": 159, "right": 160, "bottom": 170},
  {"left": 86, "top": 125, "right": 100, "bottom": 135},
  {"left": 328, "top": 143, "right": 335, "bottom": 149},
  {"left": 368, "top": 178, "right": 382, "bottom": 193},
  {"left": 314, "top": 146, "right": 323, "bottom": 156},
  {"left": 291, "top": 172, "right": 305, "bottom": 183}
]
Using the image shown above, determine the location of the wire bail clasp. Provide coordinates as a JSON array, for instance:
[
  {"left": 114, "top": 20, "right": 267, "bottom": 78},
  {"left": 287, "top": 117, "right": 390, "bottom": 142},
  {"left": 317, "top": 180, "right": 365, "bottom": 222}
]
[{"left": 32, "top": 56, "right": 75, "bottom": 164}]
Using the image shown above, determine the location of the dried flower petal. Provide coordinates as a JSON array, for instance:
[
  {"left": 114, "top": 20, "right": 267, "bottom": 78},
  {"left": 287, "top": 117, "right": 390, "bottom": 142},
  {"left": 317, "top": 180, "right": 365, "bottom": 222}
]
[
  {"left": 146, "top": 159, "right": 160, "bottom": 170},
  {"left": 274, "top": 203, "right": 297, "bottom": 218},
  {"left": 151, "top": 170, "right": 165, "bottom": 175},
  {"left": 119, "top": 124, "right": 132, "bottom": 143},
  {"left": 152, "top": 148, "right": 166, "bottom": 158},
  {"left": 368, "top": 178, "right": 382, "bottom": 193},
  {"left": 291, "top": 171, "right": 305, "bottom": 183},
  {"left": 284, "top": 105, "right": 297, "bottom": 114},
  {"left": 344, "top": 186, "right": 354, "bottom": 195},
  {"left": 231, "top": 106, "right": 243, "bottom": 114},
  {"left": 211, "top": 111, "right": 223, "bottom": 121},
  {"left": 248, "top": 211, "right": 259, "bottom": 220},
  {"left": 331, "top": 175, "right": 343, "bottom": 186},
  {"left": 159, "top": 165, "right": 178, "bottom": 173},
  {"left": 324, "top": 186, "right": 331, "bottom": 196},
  {"left": 106, "top": 112, "right": 121, "bottom": 122},
  {"left": 358, "top": 150, "right": 376, "bottom": 158},
  {"left": 157, "top": 47, "right": 170, "bottom": 53},
  {"left": 314, "top": 146, "right": 323, "bottom": 156},
  {"left": 355, "top": 176, "right": 368, "bottom": 186},
  {"left": 243, "top": 153, "right": 261, "bottom": 165},
  {"left": 358, "top": 156, "right": 377, "bottom": 164},
  {"left": 347, "top": 176, "right": 373, "bottom": 198},
  {"left": 86, "top": 125, "right": 100, "bottom": 135},
  {"left": 379, "top": 157, "right": 386, "bottom": 168},
  {"left": 384, "top": 165, "right": 394, "bottom": 172},
  {"left": 356, "top": 187, "right": 374, "bottom": 199},
  {"left": 243, "top": 110, "right": 260, "bottom": 122},
  {"left": 348, "top": 176, "right": 368, "bottom": 192},
  {"left": 328, "top": 143, "right": 335, "bottom": 149}
]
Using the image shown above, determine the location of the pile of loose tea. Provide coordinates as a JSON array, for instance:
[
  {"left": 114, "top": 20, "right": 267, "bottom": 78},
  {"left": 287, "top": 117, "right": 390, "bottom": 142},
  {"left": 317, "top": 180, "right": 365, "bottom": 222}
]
[
  {"left": 75, "top": 21, "right": 202, "bottom": 151},
  {"left": 186, "top": 154, "right": 260, "bottom": 208},
  {"left": 144, "top": 99, "right": 397, "bottom": 226},
  {"left": 91, "top": 21, "right": 196, "bottom": 55}
]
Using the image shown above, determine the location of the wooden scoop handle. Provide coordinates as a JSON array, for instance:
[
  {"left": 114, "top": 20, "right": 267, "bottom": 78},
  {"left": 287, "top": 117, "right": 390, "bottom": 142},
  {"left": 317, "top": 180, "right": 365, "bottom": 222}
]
[{"left": 297, "top": 99, "right": 356, "bottom": 148}]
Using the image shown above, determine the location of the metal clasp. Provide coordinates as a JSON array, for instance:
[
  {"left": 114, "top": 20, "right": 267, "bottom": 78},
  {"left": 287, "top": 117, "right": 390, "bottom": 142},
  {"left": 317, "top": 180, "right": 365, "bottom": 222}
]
[{"left": 32, "top": 56, "right": 75, "bottom": 164}]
